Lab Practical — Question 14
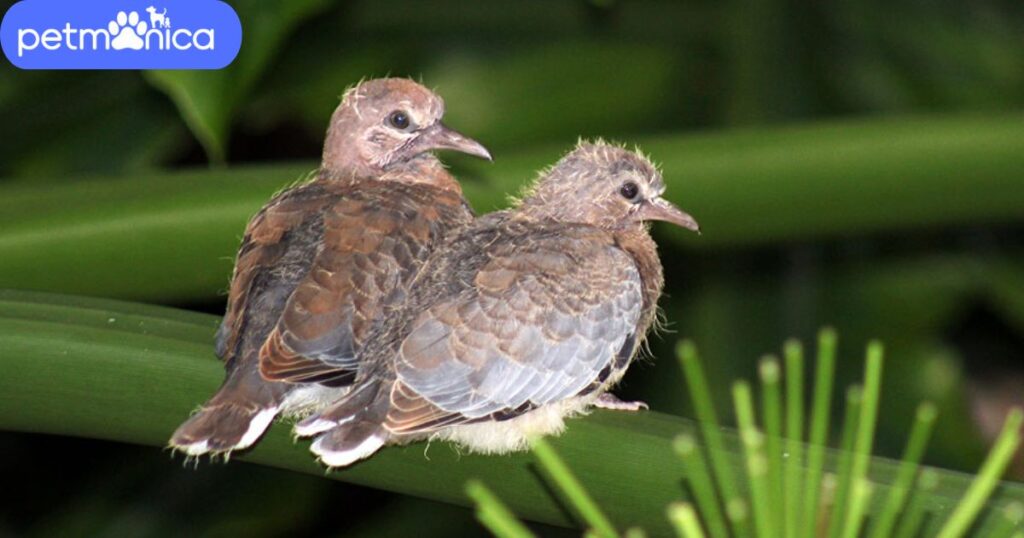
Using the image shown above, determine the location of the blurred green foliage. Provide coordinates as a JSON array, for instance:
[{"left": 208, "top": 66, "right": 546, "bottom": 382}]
[
  {"left": 145, "top": 0, "right": 333, "bottom": 162},
  {"left": 1, "top": 0, "right": 1023, "bottom": 535}
]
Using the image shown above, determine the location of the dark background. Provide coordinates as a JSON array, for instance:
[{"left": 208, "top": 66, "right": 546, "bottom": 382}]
[{"left": 2, "top": 0, "right": 1023, "bottom": 535}]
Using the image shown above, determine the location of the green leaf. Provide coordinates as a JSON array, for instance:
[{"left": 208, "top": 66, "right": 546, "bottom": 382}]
[
  {"left": 0, "top": 70, "right": 183, "bottom": 178},
  {"left": 2, "top": 290, "right": 1024, "bottom": 534},
  {"left": 476, "top": 113, "right": 1024, "bottom": 246},
  {"left": 144, "top": 0, "right": 331, "bottom": 163},
  {"left": 1, "top": 115, "right": 1022, "bottom": 303},
  {"left": 426, "top": 42, "right": 679, "bottom": 150},
  {"left": 0, "top": 164, "right": 312, "bottom": 303}
]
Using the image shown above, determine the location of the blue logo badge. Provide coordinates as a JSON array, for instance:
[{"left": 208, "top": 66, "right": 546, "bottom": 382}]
[{"left": 1, "top": 0, "right": 241, "bottom": 69}]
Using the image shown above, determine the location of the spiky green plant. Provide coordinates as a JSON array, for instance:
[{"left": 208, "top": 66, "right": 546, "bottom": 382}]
[{"left": 468, "top": 330, "right": 1024, "bottom": 537}]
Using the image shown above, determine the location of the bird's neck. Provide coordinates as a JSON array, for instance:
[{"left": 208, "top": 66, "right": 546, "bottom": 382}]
[
  {"left": 384, "top": 154, "right": 463, "bottom": 193},
  {"left": 319, "top": 154, "right": 462, "bottom": 194}
]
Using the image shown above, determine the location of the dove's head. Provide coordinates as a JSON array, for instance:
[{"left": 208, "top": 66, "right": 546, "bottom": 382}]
[
  {"left": 520, "top": 142, "right": 700, "bottom": 232},
  {"left": 321, "top": 78, "right": 491, "bottom": 183}
]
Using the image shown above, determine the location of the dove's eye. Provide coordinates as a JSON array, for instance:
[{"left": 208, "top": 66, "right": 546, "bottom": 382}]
[
  {"left": 619, "top": 181, "right": 640, "bottom": 201},
  {"left": 388, "top": 110, "right": 411, "bottom": 130}
]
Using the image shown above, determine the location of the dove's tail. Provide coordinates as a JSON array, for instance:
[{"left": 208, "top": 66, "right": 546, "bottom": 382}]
[
  {"left": 293, "top": 381, "right": 380, "bottom": 437},
  {"left": 169, "top": 369, "right": 284, "bottom": 456},
  {"left": 170, "top": 403, "right": 279, "bottom": 456},
  {"left": 296, "top": 382, "right": 390, "bottom": 468},
  {"left": 310, "top": 419, "right": 388, "bottom": 468}
]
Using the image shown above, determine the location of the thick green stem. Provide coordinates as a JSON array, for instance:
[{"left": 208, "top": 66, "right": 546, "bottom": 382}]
[
  {"left": 674, "top": 435, "right": 729, "bottom": 538},
  {"left": 2, "top": 290, "right": 1023, "bottom": 534},
  {"left": 784, "top": 339, "right": 805, "bottom": 538},
  {"left": 802, "top": 328, "right": 837, "bottom": 538},
  {"left": 3, "top": 115, "right": 1024, "bottom": 303}
]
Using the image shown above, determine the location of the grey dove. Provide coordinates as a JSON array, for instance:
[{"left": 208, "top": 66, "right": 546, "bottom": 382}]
[
  {"left": 169, "top": 78, "right": 491, "bottom": 457},
  {"left": 294, "top": 142, "right": 700, "bottom": 467}
]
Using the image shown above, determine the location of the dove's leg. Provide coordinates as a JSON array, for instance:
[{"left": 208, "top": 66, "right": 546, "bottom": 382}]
[{"left": 593, "top": 392, "right": 649, "bottom": 411}]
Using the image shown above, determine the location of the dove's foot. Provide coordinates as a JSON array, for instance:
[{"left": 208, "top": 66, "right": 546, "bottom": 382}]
[{"left": 593, "top": 393, "right": 649, "bottom": 411}]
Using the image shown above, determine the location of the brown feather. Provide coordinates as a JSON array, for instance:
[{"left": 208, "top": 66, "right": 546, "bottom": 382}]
[
  {"left": 300, "top": 143, "right": 698, "bottom": 467},
  {"left": 171, "top": 78, "right": 487, "bottom": 457}
]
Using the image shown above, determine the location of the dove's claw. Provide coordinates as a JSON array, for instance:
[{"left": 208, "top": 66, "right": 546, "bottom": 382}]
[{"left": 594, "top": 393, "right": 649, "bottom": 412}]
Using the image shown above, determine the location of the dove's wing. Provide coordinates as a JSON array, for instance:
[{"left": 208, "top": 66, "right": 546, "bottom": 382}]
[
  {"left": 384, "top": 226, "right": 643, "bottom": 433},
  {"left": 258, "top": 182, "right": 471, "bottom": 386},
  {"left": 215, "top": 180, "right": 337, "bottom": 362}
]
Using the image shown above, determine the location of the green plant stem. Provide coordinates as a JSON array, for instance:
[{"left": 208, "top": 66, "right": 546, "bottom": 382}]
[
  {"left": 0, "top": 290, "right": 714, "bottom": 534},
  {"left": 726, "top": 498, "right": 752, "bottom": 538},
  {"left": 840, "top": 480, "right": 873, "bottom": 538},
  {"left": 466, "top": 480, "right": 535, "bottom": 538},
  {"left": 893, "top": 469, "right": 940, "bottom": 538},
  {"left": 733, "top": 381, "right": 776, "bottom": 538},
  {"left": 802, "top": 328, "right": 837, "bottom": 538},
  {"left": 531, "top": 437, "right": 617, "bottom": 538},
  {"left": 843, "top": 342, "right": 884, "bottom": 533},
  {"left": 759, "top": 357, "right": 785, "bottom": 537},
  {"left": 820, "top": 474, "right": 838, "bottom": 534},
  {"left": 4, "top": 292, "right": 1024, "bottom": 534},
  {"left": 866, "top": 402, "right": 938, "bottom": 538},
  {"left": 673, "top": 435, "right": 729, "bottom": 538},
  {"left": 668, "top": 503, "right": 707, "bottom": 538},
  {"left": 937, "top": 409, "right": 1024, "bottom": 538},
  {"left": 678, "top": 342, "right": 741, "bottom": 511},
  {"left": 827, "top": 340, "right": 884, "bottom": 536},
  {"left": 784, "top": 340, "right": 804, "bottom": 538},
  {"left": 826, "top": 386, "right": 864, "bottom": 538}
]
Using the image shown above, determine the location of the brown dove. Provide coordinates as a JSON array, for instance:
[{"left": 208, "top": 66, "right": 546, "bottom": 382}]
[
  {"left": 294, "top": 142, "right": 699, "bottom": 467},
  {"left": 169, "top": 78, "right": 490, "bottom": 457}
]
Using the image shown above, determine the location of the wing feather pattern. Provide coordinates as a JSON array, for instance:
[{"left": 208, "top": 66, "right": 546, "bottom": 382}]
[
  {"left": 385, "top": 227, "right": 642, "bottom": 433},
  {"left": 215, "top": 181, "right": 337, "bottom": 362},
  {"left": 258, "top": 183, "right": 470, "bottom": 386}
]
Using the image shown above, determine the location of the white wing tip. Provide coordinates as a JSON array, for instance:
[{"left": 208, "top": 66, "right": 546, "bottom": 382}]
[
  {"left": 293, "top": 414, "right": 354, "bottom": 437},
  {"left": 311, "top": 433, "right": 385, "bottom": 468},
  {"left": 293, "top": 418, "right": 337, "bottom": 437},
  {"left": 176, "top": 439, "right": 210, "bottom": 456},
  {"left": 170, "top": 406, "right": 279, "bottom": 457},
  {"left": 235, "top": 407, "right": 279, "bottom": 449}
]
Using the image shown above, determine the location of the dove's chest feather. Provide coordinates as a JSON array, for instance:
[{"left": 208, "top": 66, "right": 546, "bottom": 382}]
[{"left": 613, "top": 227, "right": 664, "bottom": 338}]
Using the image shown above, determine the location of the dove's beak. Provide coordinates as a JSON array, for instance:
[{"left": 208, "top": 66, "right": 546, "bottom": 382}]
[
  {"left": 637, "top": 197, "right": 700, "bottom": 233},
  {"left": 415, "top": 122, "right": 493, "bottom": 161}
]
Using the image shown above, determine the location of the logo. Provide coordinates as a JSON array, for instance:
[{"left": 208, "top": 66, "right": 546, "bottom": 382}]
[{"left": 1, "top": 0, "right": 241, "bottom": 69}]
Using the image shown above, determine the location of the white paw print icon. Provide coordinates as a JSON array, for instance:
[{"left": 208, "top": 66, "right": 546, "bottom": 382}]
[{"left": 109, "top": 11, "right": 148, "bottom": 50}]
